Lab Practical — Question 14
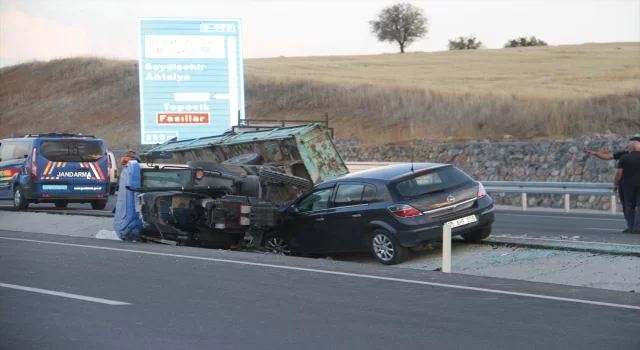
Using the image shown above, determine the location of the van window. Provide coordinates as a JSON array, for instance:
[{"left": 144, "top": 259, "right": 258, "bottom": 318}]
[
  {"left": 40, "top": 140, "right": 104, "bottom": 162},
  {"left": 0, "top": 141, "right": 31, "bottom": 161}
]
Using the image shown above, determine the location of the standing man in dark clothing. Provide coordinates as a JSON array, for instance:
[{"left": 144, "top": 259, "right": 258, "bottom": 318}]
[
  {"left": 585, "top": 134, "right": 640, "bottom": 232},
  {"left": 614, "top": 141, "right": 640, "bottom": 234}
]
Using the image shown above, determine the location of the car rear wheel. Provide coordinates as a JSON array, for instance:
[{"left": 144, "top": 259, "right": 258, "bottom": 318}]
[
  {"left": 91, "top": 200, "right": 108, "bottom": 210},
  {"left": 461, "top": 225, "right": 492, "bottom": 242},
  {"left": 13, "top": 186, "right": 29, "bottom": 210},
  {"left": 54, "top": 201, "right": 68, "bottom": 208},
  {"left": 370, "top": 229, "right": 409, "bottom": 265}
]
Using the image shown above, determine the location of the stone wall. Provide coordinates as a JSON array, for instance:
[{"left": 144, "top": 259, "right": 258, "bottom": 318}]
[{"left": 336, "top": 136, "right": 632, "bottom": 211}]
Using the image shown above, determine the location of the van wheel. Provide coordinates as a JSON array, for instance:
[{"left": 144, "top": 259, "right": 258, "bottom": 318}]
[
  {"left": 369, "top": 229, "right": 409, "bottom": 265},
  {"left": 54, "top": 201, "right": 69, "bottom": 208},
  {"left": 13, "top": 186, "right": 29, "bottom": 210},
  {"left": 91, "top": 200, "right": 108, "bottom": 210},
  {"left": 461, "top": 225, "right": 492, "bottom": 242}
]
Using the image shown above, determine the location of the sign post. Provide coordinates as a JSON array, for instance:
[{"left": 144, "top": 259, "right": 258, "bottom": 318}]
[
  {"left": 442, "top": 223, "right": 452, "bottom": 273},
  {"left": 137, "top": 18, "right": 245, "bottom": 145}
]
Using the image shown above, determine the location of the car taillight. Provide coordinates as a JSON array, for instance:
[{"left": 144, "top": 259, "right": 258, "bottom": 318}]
[
  {"left": 477, "top": 182, "right": 487, "bottom": 198},
  {"left": 388, "top": 204, "right": 423, "bottom": 218},
  {"left": 30, "top": 148, "right": 37, "bottom": 180},
  {"left": 0, "top": 168, "right": 21, "bottom": 178}
]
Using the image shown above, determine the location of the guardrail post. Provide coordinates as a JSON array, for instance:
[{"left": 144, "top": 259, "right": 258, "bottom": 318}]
[
  {"left": 442, "top": 224, "right": 452, "bottom": 273},
  {"left": 521, "top": 193, "right": 527, "bottom": 211},
  {"left": 611, "top": 195, "right": 616, "bottom": 215},
  {"left": 564, "top": 194, "right": 570, "bottom": 212}
]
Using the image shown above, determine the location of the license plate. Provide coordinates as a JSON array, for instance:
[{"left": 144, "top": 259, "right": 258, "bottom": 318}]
[
  {"left": 42, "top": 185, "right": 68, "bottom": 190},
  {"left": 445, "top": 215, "right": 477, "bottom": 228}
]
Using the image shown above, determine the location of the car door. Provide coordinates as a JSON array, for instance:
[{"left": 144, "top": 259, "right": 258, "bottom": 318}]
[
  {"left": 321, "top": 182, "right": 376, "bottom": 252},
  {"left": 284, "top": 186, "right": 334, "bottom": 254}
]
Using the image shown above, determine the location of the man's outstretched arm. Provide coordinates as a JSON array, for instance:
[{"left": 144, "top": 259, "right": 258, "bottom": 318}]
[{"left": 585, "top": 150, "right": 614, "bottom": 160}]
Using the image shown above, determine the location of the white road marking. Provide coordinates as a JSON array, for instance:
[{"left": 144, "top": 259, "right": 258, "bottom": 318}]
[
  {"left": 585, "top": 228, "right": 625, "bottom": 232},
  {"left": 489, "top": 235, "right": 640, "bottom": 248},
  {"left": 0, "top": 282, "right": 130, "bottom": 306},
  {"left": 1, "top": 237, "right": 639, "bottom": 311},
  {"left": 498, "top": 213, "right": 623, "bottom": 222}
]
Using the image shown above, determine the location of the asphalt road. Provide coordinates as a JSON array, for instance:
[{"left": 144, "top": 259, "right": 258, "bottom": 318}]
[
  {"left": 492, "top": 211, "right": 640, "bottom": 246},
  {"left": 0, "top": 230, "right": 639, "bottom": 350},
  {"left": 0, "top": 195, "right": 117, "bottom": 216}
]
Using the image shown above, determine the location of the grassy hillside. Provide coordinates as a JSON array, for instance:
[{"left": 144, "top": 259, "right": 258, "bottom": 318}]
[{"left": 1, "top": 42, "right": 639, "bottom": 148}]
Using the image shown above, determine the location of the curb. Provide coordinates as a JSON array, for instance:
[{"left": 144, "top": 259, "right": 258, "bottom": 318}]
[{"left": 468, "top": 237, "right": 640, "bottom": 258}]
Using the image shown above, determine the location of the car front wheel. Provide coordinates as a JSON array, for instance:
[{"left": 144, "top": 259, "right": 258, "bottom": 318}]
[
  {"left": 370, "top": 229, "right": 409, "bottom": 265},
  {"left": 262, "top": 234, "right": 292, "bottom": 256},
  {"left": 13, "top": 186, "right": 29, "bottom": 210}
]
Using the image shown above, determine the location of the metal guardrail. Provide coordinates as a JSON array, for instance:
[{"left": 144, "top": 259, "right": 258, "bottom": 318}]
[{"left": 344, "top": 162, "right": 618, "bottom": 214}]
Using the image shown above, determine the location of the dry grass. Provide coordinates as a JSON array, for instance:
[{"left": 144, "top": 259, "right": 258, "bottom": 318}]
[{"left": 1, "top": 42, "right": 639, "bottom": 147}]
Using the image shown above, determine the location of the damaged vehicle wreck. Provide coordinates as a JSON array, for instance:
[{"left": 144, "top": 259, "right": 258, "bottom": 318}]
[{"left": 113, "top": 123, "right": 349, "bottom": 250}]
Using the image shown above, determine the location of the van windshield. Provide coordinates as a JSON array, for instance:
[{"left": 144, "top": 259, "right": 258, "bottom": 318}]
[{"left": 40, "top": 140, "right": 104, "bottom": 162}]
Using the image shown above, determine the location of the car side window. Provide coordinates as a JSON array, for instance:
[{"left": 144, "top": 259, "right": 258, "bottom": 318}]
[
  {"left": 333, "top": 184, "right": 365, "bottom": 207},
  {"left": 0, "top": 141, "right": 16, "bottom": 161},
  {"left": 297, "top": 188, "right": 333, "bottom": 213},
  {"left": 361, "top": 185, "right": 377, "bottom": 203},
  {"left": 13, "top": 142, "right": 31, "bottom": 159}
]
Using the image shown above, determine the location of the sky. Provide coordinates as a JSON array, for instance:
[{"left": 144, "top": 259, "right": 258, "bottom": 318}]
[{"left": 0, "top": 0, "right": 639, "bottom": 67}]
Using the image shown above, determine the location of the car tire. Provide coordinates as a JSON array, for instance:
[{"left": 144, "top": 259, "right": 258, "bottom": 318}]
[
  {"left": 262, "top": 233, "right": 292, "bottom": 256},
  {"left": 461, "top": 225, "right": 492, "bottom": 242},
  {"left": 91, "top": 200, "right": 108, "bottom": 210},
  {"left": 235, "top": 175, "right": 262, "bottom": 198},
  {"left": 54, "top": 201, "right": 69, "bottom": 208},
  {"left": 369, "top": 229, "right": 409, "bottom": 265},
  {"left": 13, "top": 186, "right": 29, "bottom": 210}
]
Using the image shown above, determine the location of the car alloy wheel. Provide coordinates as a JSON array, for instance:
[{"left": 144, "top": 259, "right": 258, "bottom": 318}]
[
  {"left": 13, "top": 188, "right": 21, "bottom": 207},
  {"left": 265, "top": 237, "right": 291, "bottom": 256},
  {"left": 372, "top": 234, "right": 395, "bottom": 262}
]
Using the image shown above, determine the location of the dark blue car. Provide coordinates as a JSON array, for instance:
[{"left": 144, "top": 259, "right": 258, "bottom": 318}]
[
  {"left": 0, "top": 133, "right": 110, "bottom": 210},
  {"left": 263, "top": 163, "right": 495, "bottom": 265}
]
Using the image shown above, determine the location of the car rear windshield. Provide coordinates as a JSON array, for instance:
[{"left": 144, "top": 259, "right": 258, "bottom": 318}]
[
  {"left": 40, "top": 140, "right": 104, "bottom": 162},
  {"left": 390, "top": 166, "right": 473, "bottom": 199}
]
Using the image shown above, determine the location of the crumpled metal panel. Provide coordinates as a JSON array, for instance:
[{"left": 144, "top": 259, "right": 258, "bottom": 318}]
[
  {"left": 295, "top": 125, "right": 348, "bottom": 184},
  {"left": 144, "top": 123, "right": 348, "bottom": 185}
]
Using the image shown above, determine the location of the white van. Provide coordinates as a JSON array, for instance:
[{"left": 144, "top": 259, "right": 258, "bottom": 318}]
[{"left": 107, "top": 151, "right": 118, "bottom": 195}]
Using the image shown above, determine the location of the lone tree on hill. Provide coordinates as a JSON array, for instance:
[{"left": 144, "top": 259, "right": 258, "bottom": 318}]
[
  {"left": 369, "top": 2, "right": 428, "bottom": 53},
  {"left": 448, "top": 35, "right": 483, "bottom": 50},
  {"left": 504, "top": 36, "right": 548, "bottom": 48}
]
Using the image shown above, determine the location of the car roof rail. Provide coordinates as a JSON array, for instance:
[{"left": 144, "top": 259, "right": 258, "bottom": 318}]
[{"left": 22, "top": 132, "right": 96, "bottom": 139}]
